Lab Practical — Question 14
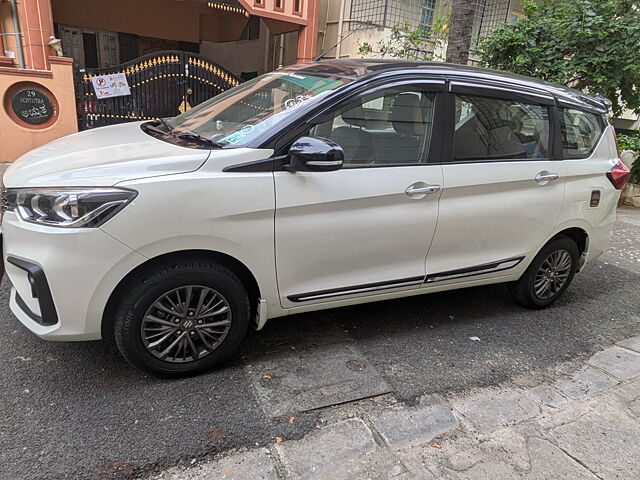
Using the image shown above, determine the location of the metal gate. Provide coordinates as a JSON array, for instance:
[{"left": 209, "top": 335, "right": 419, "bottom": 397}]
[{"left": 75, "top": 50, "right": 242, "bottom": 130}]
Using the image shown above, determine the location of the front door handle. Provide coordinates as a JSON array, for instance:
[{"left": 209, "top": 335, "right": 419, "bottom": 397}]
[
  {"left": 405, "top": 183, "right": 441, "bottom": 198},
  {"left": 535, "top": 171, "right": 559, "bottom": 184}
]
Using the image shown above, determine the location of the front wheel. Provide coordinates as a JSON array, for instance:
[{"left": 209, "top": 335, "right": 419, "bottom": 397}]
[
  {"left": 509, "top": 236, "right": 579, "bottom": 309},
  {"left": 113, "top": 259, "right": 250, "bottom": 377}
]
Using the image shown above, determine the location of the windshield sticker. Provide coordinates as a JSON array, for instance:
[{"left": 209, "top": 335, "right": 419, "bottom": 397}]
[
  {"left": 221, "top": 131, "right": 247, "bottom": 144},
  {"left": 240, "top": 125, "right": 255, "bottom": 134},
  {"left": 284, "top": 95, "right": 313, "bottom": 110}
]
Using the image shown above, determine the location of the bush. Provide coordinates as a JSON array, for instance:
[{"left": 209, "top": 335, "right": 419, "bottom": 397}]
[{"left": 618, "top": 131, "right": 640, "bottom": 184}]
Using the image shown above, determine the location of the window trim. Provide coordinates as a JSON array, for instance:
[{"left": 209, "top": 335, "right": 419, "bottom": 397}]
[
  {"left": 273, "top": 80, "right": 447, "bottom": 170},
  {"left": 559, "top": 107, "right": 607, "bottom": 160},
  {"left": 274, "top": 0, "right": 285, "bottom": 12},
  {"left": 293, "top": 0, "right": 303, "bottom": 15},
  {"left": 449, "top": 81, "right": 555, "bottom": 105},
  {"left": 439, "top": 86, "right": 558, "bottom": 165}
]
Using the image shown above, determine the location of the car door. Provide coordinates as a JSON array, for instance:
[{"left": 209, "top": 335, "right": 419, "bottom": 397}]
[
  {"left": 425, "top": 83, "right": 566, "bottom": 284},
  {"left": 274, "top": 82, "right": 445, "bottom": 308}
]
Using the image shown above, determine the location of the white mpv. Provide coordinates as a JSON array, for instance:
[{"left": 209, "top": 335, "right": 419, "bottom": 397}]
[{"left": 1, "top": 60, "right": 631, "bottom": 376}]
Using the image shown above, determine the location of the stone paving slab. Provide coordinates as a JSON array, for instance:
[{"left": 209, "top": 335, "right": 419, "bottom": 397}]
[
  {"left": 246, "top": 343, "right": 391, "bottom": 418},
  {"left": 607, "top": 379, "right": 640, "bottom": 418},
  {"left": 275, "top": 418, "right": 406, "bottom": 479},
  {"left": 616, "top": 335, "right": 640, "bottom": 353},
  {"left": 549, "top": 407, "right": 640, "bottom": 479},
  {"left": 588, "top": 346, "right": 640, "bottom": 380},
  {"left": 369, "top": 395, "right": 458, "bottom": 448},
  {"left": 152, "top": 448, "right": 277, "bottom": 480},
  {"left": 450, "top": 387, "right": 540, "bottom": 433},
  {"left": 522, "top": 436, "right": 598, "bottom": 479},
  {"left": 554, "top": 365, "right": 620, "bottom": 399},
  {"left": 525, "top": 385, "right": 569, "bottom": 408}
]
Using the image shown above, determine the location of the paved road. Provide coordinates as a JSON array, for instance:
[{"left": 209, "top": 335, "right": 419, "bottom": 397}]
[{"left": 1, "top": 208, "right": 639, "bottom": 480}]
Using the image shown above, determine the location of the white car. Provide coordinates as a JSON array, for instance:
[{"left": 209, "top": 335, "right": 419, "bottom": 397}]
[{"left": 1, "top": 60, "right": 631, "bottom": 376}]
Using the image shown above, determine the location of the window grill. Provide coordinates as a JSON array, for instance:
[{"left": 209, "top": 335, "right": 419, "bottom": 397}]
[
  {"left": 350, "top": 0, "right": 437, "bottom": 31},
  {"left": 472, "top": 0, "right": 511, "bottom": 39}
]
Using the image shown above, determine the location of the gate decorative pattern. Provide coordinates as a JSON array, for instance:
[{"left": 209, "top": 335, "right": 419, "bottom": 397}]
[{"left": 75, "top": 50, "right": 241, "bottom": 130}]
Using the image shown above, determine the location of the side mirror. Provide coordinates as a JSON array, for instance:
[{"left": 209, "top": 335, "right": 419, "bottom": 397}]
[{"left": 287, "top": 136, "right": 344, "bottom": 172}]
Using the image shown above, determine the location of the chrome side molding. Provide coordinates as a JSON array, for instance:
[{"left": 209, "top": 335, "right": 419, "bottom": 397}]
[{"left": 425, "top": 256, "right": 525, "bottom": 283}]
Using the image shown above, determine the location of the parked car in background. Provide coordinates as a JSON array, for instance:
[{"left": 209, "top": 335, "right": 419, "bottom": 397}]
[{"left": 1, "top": 60, "right": 630, "bottom": 376}]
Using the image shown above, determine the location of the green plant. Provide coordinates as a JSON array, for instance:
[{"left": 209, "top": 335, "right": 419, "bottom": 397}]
[
  {"left": 477, "top": 0, "right": 640, "bottom": 116},
  {"left": 358, "top": 17, "right": 450, "bottom": 62},
  {"left": 618, "top": 131, "right": 640, "bottom": 184}
]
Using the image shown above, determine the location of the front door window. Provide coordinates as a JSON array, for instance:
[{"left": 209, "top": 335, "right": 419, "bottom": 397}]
[{"left": 311, "top": 87, "right": 436, "bottom": 166}]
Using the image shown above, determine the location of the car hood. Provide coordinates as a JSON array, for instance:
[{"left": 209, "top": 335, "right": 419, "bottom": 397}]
[{"left": 3, "top": 122, "right": 210, "bottom": 188}]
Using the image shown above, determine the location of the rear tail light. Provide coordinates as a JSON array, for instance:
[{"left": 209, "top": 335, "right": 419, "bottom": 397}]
[{"left": 607, "top": 161, "right": 631, "bottom": 190}]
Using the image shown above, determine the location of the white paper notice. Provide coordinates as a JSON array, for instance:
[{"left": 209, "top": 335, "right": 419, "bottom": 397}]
[{"left": 91, "top": 73, "right": 131, "bottom": 99}]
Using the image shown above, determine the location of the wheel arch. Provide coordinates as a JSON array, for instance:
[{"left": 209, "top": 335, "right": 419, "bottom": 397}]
[
  {"left": 551, "top": 227, "right": 589, "bottom": 255},
  {"left": 101, "top": 249, "right": 261, "bottom": 341}
]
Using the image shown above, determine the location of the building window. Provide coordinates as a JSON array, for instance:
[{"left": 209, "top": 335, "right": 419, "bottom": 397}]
[
  {"left": 275, "top": 0, "right": 284, "bottom": 12},
  {"left": 254, "top": 0, "right": 265, "bottom": 7},
  {"left": 240, "top": 16, "right": 261, "bottom": 41},
  {"left": 294, "top": 0, "right": 303, "bottom": 15}
]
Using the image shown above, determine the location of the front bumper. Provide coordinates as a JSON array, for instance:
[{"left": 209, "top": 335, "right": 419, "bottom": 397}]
[
  {"left": 7, "top": 256, "right": 58, "bottom": 326},
  {"left": 2, "top": 212, "right": 147, "bottom": 340}
]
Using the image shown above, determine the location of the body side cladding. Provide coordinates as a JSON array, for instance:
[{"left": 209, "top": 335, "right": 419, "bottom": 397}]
[
  {"left": 425, "top": 256, "right": 525, "bottom": 283},
  {"left": 287, "top": 256, "right": 525, "bottom": 303},
  {"left": 287, "top": 275, "right": 425, "bottom": 303}
]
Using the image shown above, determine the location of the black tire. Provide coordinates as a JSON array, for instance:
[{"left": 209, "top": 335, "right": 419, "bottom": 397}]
[
  {"left": 112, "top": 258, "right": 250, "bottom": 377},
  {"left": 509, "top": 236, "right": 579, "bottom": 309}
]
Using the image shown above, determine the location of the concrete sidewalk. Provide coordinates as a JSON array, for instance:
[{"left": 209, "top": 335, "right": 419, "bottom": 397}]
[{"left": 152, "top": 335, "right": 640, "bottom": 480}]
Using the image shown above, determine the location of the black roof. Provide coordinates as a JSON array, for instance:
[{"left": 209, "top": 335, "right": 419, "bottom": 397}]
[{"left": 284, "top": 59, "right": 610, "bottom": 114}]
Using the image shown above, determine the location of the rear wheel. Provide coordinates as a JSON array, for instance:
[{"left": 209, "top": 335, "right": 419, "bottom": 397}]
[
  {"left": 113, "top": 259, "right": 250, "bottom": 377},
  {"left": 509, "top": 236, "right": 579, "bottom": 309}
]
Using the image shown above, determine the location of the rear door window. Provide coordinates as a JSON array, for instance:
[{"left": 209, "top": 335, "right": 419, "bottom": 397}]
[
  {"left": 560, "top": 108, "right": 605, "bottom": 159},
  {"left": 452, "top": 95, "right": 551, "bottom": 162}
]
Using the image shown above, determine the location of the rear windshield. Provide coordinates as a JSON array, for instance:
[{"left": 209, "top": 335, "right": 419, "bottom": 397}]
[{"left": 166, "top": 70, "right": 353, "bottom": 147}]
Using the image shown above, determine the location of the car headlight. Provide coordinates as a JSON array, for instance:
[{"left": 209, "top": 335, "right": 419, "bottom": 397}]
[{"left": 2, "top": 187, "right": 137, "bottom": 228}]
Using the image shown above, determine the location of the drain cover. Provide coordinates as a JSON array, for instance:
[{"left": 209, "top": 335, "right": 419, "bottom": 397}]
[{"left": 246, "top": 343, "right": 392, "bottom": 417}]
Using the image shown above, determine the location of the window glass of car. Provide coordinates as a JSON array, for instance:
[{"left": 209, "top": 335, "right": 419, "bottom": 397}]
[
  {"left": 166, "top": 70, "right": 354, "bottom": 147},
  {"left": 453, "top": 95, "right": 550, "bottom": 161},
  {"left": 560, "top": 108, "right": 604, "bottom": 158},
  {"left": 310, "top": 86, "right": 436, "bottom": 167}
]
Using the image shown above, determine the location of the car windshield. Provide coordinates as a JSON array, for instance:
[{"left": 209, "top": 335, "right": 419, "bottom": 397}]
[{"left": 166, "top": 70, "right": 354, "bottom": 148}]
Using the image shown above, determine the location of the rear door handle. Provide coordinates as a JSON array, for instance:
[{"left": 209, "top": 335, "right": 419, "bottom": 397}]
[
  {"left": 405, "top": 184, "right": 441, "bottom": 198},
  {"left": 535, "top": 172, "right": 559, "bottom": 184}
]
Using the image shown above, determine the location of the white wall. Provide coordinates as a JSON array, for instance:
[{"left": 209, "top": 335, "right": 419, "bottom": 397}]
[{"left": 200, "top": 19, "right": 270, "bottom": 76}]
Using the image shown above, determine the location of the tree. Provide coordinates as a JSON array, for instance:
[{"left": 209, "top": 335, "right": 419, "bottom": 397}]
[
  {"left": 357, "top": 18, "right": 449, "bottom": 61},
  {"left": 446, "top": 0, "right": 476, "bottom": 64},
  {"left": 477, "top": 0, "right": 640, "bottom": 116}
]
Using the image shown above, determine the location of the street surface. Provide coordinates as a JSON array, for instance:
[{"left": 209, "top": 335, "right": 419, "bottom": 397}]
[{"left": 0, "top": 208, "right": 638, "bottom": 480}]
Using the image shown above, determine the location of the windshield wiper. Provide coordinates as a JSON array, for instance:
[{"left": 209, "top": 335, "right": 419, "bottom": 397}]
[
  {"left": 157, "top": 117, "right": 174, "bottom": 134},
  {"left": 174, "top": 130, "right": 223, "bottom": 148},
  {"left": 144, "top": 118, "right": 175, "bottom": 137}
]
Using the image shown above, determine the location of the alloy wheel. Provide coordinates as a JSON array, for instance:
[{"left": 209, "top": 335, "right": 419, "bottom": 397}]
[
  {"left": 141, "top": 285, "right": 232, "bottom": 363},
  {"left": 533, "top": 250, "right": 573, "bottom": 300}
]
